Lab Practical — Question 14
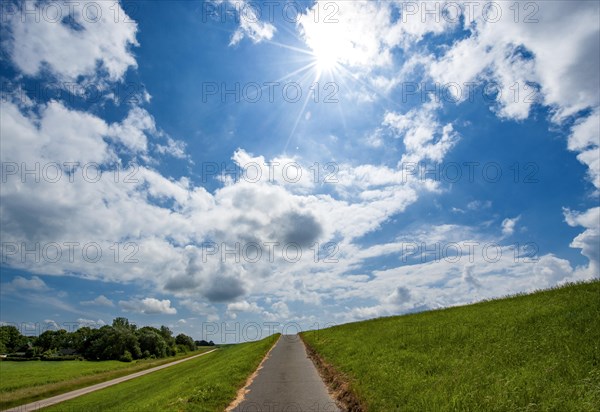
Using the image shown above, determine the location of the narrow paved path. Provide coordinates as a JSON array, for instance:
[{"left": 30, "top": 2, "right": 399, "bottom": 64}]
[
  {"left": 233, "top": 335, "right": 339, "bottom": 412},
  {"left": 3, "top": 349, "right": 218, "bottom": 412}
]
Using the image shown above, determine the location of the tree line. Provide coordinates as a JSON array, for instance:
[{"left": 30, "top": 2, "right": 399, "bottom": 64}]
[{"left": 0, "top": 317, "right": 214, "bottom": 362}]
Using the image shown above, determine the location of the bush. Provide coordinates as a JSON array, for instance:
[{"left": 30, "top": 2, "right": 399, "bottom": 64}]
[
  {"left": 119, "top": 350, "right": 133, "bottom": 362},
  {"left": 3, "top": 356, "right": 40, "bottom": 361},
  {"left": 194, "top": 340, "right": 215, "bottom": 346},
  {"left": 41, "top": 355, "right": 81, "bottom": 361}
]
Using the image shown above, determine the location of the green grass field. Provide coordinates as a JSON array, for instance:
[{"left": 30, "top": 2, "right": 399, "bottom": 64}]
[
  {"left": 302, "top": 281, "right": 600, "bottom": 411},
  {"left": 41, "top": 334, "right": 278, "bottom": 412},
  {"left": 0, "top": 348, "right": 215, "bottom": 410}
]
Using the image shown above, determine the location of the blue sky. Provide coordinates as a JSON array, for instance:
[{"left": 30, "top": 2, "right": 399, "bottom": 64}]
[{"left": 1, "top": 0, "right": 598, "bottom": 343}]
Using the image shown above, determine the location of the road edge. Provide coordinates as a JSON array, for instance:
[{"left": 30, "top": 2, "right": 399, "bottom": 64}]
[
  {"left": 225, "top": 334, "right": 281, "bottom": 412},
  {"left": 299, "top": 334, "right": 365, "bottom": 412}
]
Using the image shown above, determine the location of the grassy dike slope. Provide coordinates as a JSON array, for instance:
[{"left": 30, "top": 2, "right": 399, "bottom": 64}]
[
  {"left": 302, "top": 281, "right": 600, "bottom": 411},
  {"left": 41, "top": 335, "right": 278, "bottom": 412}
]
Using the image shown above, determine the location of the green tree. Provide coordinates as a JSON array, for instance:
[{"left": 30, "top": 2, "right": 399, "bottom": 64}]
[
  {"left": 159, "top": 325, "right": 176, "bottom": 356},
  {"left": 84, "top": 325, "right": 141, "bottom": 360},
  {"left": 71, "top": 326, "right": 93, "bottom": 353},
  {"left": 175, "top": 333, "right": 196, "bottom": 351},
  {"left": 0, "top": 325, "right": 27, "bottom": 353},
  {"left": 137, "top": 327, "right": 168, "bottom": 358},
  {"left": 112, "top": 317, "right": 136, "bottom": 332},
  {"left": 34, "top": 330, "right": 69, "bottom": 352},
  {"left": 84, "top": 326, "right": 112, "bottom": 360}
]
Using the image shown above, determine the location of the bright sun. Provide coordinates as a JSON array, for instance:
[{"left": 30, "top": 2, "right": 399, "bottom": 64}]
[
  {"left": 304, "top": 23, "right": 350, "bottom": 75},
  {"left": 312, "top": 42, "right": 341, "bottom": 72}
]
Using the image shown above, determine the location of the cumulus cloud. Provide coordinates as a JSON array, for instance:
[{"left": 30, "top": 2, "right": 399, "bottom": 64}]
[
  {"left": 462, "top": 265, "right": 481, "bottom": 289},
  {"left": 275, "top": 211, "right": 323, "bottom": 247},
  {"left": 226, "top": 0, "right": 276, "bottom": 46},
  {"left": 270, "top": 301, "right": 290, "bottom": 318},
  {"left": 501, "top": 216, "right": 521, "bottom": 236},
  {"left": 1, "top": 0, "right": 597, "bottom": 328},
  {"left": 180, "top": 299, "right": 220, "bottom": 322},
  {"left": 107, "top": 107, "right": 156, "bottom": 154},
  {"left": 226, "top": 300, "right": 263, "bottom": 319},
  {"left": 384, "top": 98, "right": 460, "bottom": 164},
  {"left": 428, "top": 1, "right": 599, "bottom": 121},
  {"left": 386, "top": 286, "right": 412, "bottom": 306},
  {"left": 1, "top": 99, "right": 435, "bottom": 305},
  {"left": 329, "top": 216, "right": 600, "bottom": 324},
  {"left": 532, "top": 255, "right": 573, "bottom": 287},
  {"left": 119, "top": 298, "right": 177, "bottom": 314},
  {"left": 3, "top": 0, "right": 138, "bottom": 82},
  {"left": 298, "top": 1, "right": 454, "bottom": 72},
  {"left": 80, "top": 295, "right": 114, "bottom": 307},
  {"left": 77, "top": 318, "right": 106, "bottom": 328},
  {"left": 1, "top": 275, "right": 48, "bottom": 292},
  {"left": 43, "top": 319, "right": 61, "bottom": 330},
  {"left": 164, "top": 250, "right": 204, "bottom": 293},
  {"left": 156, "top": 137, "right": 188, "bottom": 160},
  {"left": 202, "top": 271, "right": 247, "bottom": 303},
  {"left": 467, "top": 200, "right": 492, "bottom": 211},
  {"left": 567, "top": 109, "right": 600, "bottom": 191},
  {"left": 564, "top": 207, "right": 600, "bottom": 275}
]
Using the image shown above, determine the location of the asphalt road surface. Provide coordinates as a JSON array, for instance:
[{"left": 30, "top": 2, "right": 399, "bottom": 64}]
[
  {"left": 233, "top": 335, "right": 339, "bottom": 412},
  {"left": 3, "top": 349, "right": 218, "bottom": 412}
]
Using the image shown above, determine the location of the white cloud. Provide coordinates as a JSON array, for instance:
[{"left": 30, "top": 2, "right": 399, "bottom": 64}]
[
  {"left": 364, "top": 128, "right": 385, "bottom": 148},
  {"left": 107, "top": 107, "right": 155, "bottom": 154},
  {"left": 564, "top": 207, "right": 600, "bottom": 275},
  {"left": 384, "top": 98, "right": 460, "bottom": 164},
  {"left": 467, "top": 200, "right": 492, "bottom": 211},
  {"left": 335, "top": 237, "right": 595, "bottom": 324},
  {"left": 270, "top": 301, "right": 290, "bottom": 318},
  {"left": 462, "top": 265, "right": 481, "bottom": 289},
  {"left": 43, "top": 319, "right": 61, "bottom": 330},
  {"left": 156, "top": 137, "right": 188, "bottom": 160},
  {"left": 119, "top": 298, "right": 177, "bottom": 314},
  {"left": 298, "top": 1, "right": 393, "bottom": 70},
  {"left": 226, "top": 300, "right": 262, "bottom": 313},
  {"left": 180, "top": 299, "right": 220, "bottom": 322},
  {"left": 347, "top": 305, "right": 383, "bottom": 320},
  {"left": 385, "top": 286, "right": 412, "bottom": 306},
  {"left": 5, "top": 1, "right": 138, "bottom": 82},
  {"left": 226, "top": 300, "right": 265, "bottom": 320},
  {"left": 80, "top": 295, "right": 114, "bottom": 307},
  {"left": 501, "top": 216, "right": 521, "bottom": 236},
  {"left": 298, "top": 1, "right": 454, "bottom": 72},
  {"left": 227, "top": 0, "right": 276, "bottom": 46},
  {"left": 1, "top": 99, "right": 112, "bottom": 166},
  {"left": 428, "top": 1, "right": 599, "bottom": 121},
  {"left": 6, "top": 92, "right": 587, "bottom": 324},
  {"left": 76, "top": 318, "right": 106, "bottom": 328},
  {"left": 1, "top": 276, "right": 48, "bottom": 292},
  {"left": 1, "top": 0, "right": 597, "bottom": 328},
  {"left": 567, "top": 109, "right": 600, "bottom": 191},
  {"left": 532, "top": 255, "right": 573, "bottom": 288}
]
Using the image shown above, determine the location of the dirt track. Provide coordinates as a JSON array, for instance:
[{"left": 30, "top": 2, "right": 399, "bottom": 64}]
[{"left": 3, "top": 349, "right": 218, "bottom": 412}]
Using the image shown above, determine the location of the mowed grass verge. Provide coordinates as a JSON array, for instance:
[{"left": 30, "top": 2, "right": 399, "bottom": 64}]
[
  {"left": 41, "top": 334, "right": 278, "bottom": 412},
  {"left": 0, "top": 348, "right": 215, "bottom": 410},
  {"left": 302, "top": 281, "right": 600, "bottom": 411}
]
